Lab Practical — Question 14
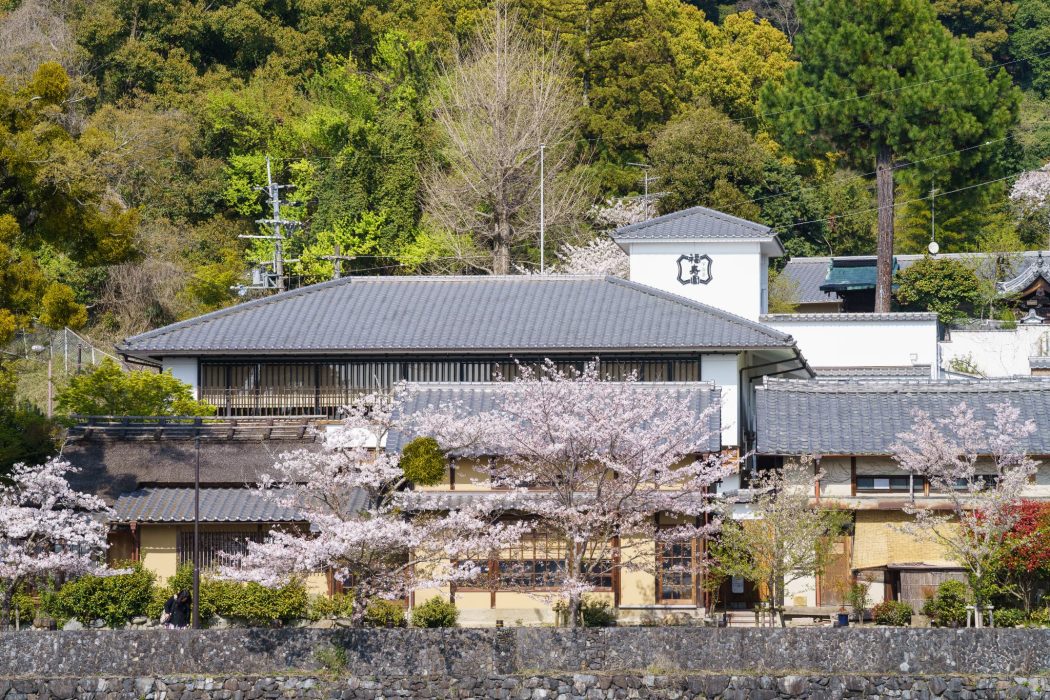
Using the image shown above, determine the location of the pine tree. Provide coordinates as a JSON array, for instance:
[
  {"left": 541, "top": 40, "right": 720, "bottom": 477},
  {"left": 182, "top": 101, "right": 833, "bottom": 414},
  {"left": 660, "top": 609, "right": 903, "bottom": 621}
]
[{"left": 764, "top": 0, "right": 1018, "bottom": 312}]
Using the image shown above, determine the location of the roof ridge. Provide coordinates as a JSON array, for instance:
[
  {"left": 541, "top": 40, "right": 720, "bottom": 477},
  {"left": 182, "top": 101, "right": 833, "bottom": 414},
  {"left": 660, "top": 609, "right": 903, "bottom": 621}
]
[
  {"left": 613, "top": 205, "right": 770, "bottom": 237},
  {"left": 761, "top": 377, "right": 1050, "bottom": 392},
  {"left": 119, "top": 275, "right": 616, "bottom": 348},
  {"left": 605, "top": 277, "right": 795, "bottom": 344}
]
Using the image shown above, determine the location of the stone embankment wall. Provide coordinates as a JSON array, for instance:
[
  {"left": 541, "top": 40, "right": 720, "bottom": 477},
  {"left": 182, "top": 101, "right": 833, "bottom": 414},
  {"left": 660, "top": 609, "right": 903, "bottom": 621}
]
[{"left": 4, "top": 629, "right": 1050, "bottom": 699}]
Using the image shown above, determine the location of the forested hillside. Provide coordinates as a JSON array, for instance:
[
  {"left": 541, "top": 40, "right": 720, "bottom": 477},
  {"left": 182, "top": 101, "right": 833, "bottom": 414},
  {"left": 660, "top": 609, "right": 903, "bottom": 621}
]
[{"left": 1, "top": 0, "right": 1049, "bottom": 345}]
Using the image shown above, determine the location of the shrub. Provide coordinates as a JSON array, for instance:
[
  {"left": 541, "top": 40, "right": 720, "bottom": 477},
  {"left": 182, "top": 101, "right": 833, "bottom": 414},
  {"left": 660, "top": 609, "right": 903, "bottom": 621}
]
[
  {"left": 364, "top": 599, "right": 406, "bottom": 627},
  {"left": 580, "top": 598, "right": 616, "bottom": 627},
  {"left": 399, "top": 437, "right": 447, "bottom": 486},
  {"left": 1028, "top": 607, "right": 1050, "bottom": 627},
  {"left": 871, "top": 600, "right": 913, "bottom": 626},
  {"left": 410, "top": 596, "right": 459, "bottom": 628},
  {"left": 45, "top": 562, "right": 155, "bottom": 627},
  {"left": 147, "top": 564, "right": 308, "bottom": 625},
  {"left": 993, "top": 607, "right": 1027, "bottom": 628},
  {"left": 309, "top": 593, "right": 356, "bottom": 620},
  {"left": 922, "top": 579, "right": 969, "bottom": 627}
]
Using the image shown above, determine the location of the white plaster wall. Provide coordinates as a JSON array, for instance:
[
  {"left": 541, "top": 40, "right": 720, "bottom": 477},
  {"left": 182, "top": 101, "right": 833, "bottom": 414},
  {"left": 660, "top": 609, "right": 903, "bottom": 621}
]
[
  {"left": 763, "top": 316, "right": 938, "bottom": 373},
  {"left": 161, "top": 357, "right": 199, "bottom": 398},
  {"left": 626, "top": 241, "right": 768, "bottom": 320},
  {"left": 940, "top": 326, "right": 1050, "bottom": 377},
  {"left": 785, "top": 574, "right": 817, "bottom": 608},
  {"left": 701, "top": 353, "right": 739, "bottom": 447}
]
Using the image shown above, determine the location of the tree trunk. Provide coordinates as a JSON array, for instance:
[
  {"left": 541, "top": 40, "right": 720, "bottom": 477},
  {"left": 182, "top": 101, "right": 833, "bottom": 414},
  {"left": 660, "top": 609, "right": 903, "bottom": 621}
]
[
  {"left": 0, "top": 591, "right": 11, "bottom": 630},
  {"left": 493, "top": 214, "right": 512, "bottom": 275},
  {"left": 568, "top": 594, "right": 581, "bottom": 628},
  {"left": 874, "top": 144, "right": 895, "bottom": 313}
]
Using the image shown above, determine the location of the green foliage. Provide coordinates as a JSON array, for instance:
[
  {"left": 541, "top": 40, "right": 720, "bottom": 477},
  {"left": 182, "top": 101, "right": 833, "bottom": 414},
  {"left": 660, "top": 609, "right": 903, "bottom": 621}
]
[
  {"left": 148, "top": 564, "right": 308, "bottom": 625},
  {"left": 894, "top": 256, "right": 984, "bottom": 323},
  {"left": 993, "top": 607, "right": 1028, "bottom": 627},
  {"left": 44, "top": 562, "right": 156, "bottom": 628},
  {"left": 364, "top": 599, "right": 406, "bottom": 627},
  {"left": 767, "top": 268, "right": 801, "bottom": 314},
  {"left": 0, "top": 365, "right": 56, "bottom": 473},
  {"left": 922, "top": 579, "right": 970, "bottom": 627},
  {"left": 410, "top": 596, "right": 459, "bottom": 628},
  {"left": 1011, "top": 0, "right": 1050, "bottom": 96},
  {"left": 39, "top": 283, "right": 87, "bottom": 330},
  {"left": 846, "top": 580, "right": 870, "bottom": 621},
  {"left": 580, "top": 598, "right": 616, "bottom": 627},
  {"left": 400, "top": 437, "right": 447, "bottom": 486},
  {"left": 648, "top": 102, "right": 770, "bottom": 218},
  {"left": 55, "top": 358, "right": 216, "bottom": 417},
  {"left": 935, "top": 0, "right": 1017, "bottom": 65},
  {"left": 871, "top": 600, "right": 913, "bottom": 626},
  {"left": 948, "top": 353, "right": 984, "bottom": 376},
  {"left": 309, "top": 593, "right": 357, "bottom": 620}
]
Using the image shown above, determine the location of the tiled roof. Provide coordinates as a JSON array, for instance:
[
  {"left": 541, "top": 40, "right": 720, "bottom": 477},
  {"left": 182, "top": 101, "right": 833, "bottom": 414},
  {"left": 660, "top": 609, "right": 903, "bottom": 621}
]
[
  {"left": 111, "top": 488, "right": 308, "bottom": 523},
  {"left": 784, "top": 251, "right": 1050, "bottom": 308},
  {"left": 755, "top": 377, "right": 1050, "bottom": 455},
  {"left": 610, "top": 206, "right": 775, "bottom": 242},
  {"left": 1031, "top": 357, "right": 1050, "bottom": 370},
  {"left": 780, "top": 258, "right": 839, "bottom": 305},
  {"left": 119, "top": 276, "right": 795, "bottom": 357},
  {"left": 387, "top": 382, "right": 722, "bottom": 454},
  {"left": 63, "top": 433, "right": 324, "bottom": 503},
  {"left": 762, "top": 313, "right": 938, "bottom": 322},
  {"left": 998, "top": 253, "right": 1050, "bottom": 294},
  {"left": 813, "top": 366, "right": 932, "bottom": 379}
]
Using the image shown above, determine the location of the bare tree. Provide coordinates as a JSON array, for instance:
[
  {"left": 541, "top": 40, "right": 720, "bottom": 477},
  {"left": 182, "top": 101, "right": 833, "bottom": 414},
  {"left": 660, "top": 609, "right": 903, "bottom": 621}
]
[
  {"left": 736, "top": 0, "right": 800, "bottom": 43},
  {"left": 424, "top": 7, "right": 588, "bottom": 275}
]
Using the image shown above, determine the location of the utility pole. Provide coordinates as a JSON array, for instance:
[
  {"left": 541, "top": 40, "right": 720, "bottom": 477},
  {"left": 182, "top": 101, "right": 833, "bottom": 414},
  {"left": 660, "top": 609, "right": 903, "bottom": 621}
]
[
  {"left": 321, "top": 243, "right": 355, "bottom": 280},
  {"left": 927, "top": 184, "right": 940, "bottom": 256},
  {"left": 244, "top": 156, "right": 301, "bottom": 292},
  {"left": 192, "top": 435, "right": 200, "bottom": 630},
  {"left": 628, "top": 163, "right": 654, "bottom": 220},
  {"left": 539, "top": 143, "right": 546, "bottom": 274}
]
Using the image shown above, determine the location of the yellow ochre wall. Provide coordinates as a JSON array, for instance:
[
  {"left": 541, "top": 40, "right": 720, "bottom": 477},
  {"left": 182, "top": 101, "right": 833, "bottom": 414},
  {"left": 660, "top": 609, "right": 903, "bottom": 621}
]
[{"left": 852, "top": 511, "right": 957, "bottom": 570}]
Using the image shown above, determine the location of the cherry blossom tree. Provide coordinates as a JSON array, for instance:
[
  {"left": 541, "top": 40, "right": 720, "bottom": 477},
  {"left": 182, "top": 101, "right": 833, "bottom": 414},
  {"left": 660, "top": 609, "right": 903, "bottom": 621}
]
[
  {"left": 0, "top": 458, "right": 112, "bottom": 628},
  {"left": 404, "top": 361, "right": 736, "bottom": 625},
  {"left": 218, "top": 397, "right": 526, "bottom": 624},
  {"left": 893, "top": 401, "right": 1039, "bottom": 623}
]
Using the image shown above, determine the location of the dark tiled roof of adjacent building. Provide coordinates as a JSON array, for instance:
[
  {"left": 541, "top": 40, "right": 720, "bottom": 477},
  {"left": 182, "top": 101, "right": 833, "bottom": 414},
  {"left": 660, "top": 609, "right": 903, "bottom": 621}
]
[
  {"left": 119, "top": 276, "right": 795, "bottom": 357},
  {"left": 762, "top": 313, "right": 938, "bottom": 322},
  {"left": 998, "top": 253, "right": 1050, "bottom": 295},
  {"left": 387, "top": 381, "right": 722, "bottom": 454},
  {"left": 784, "top": 251, "right": 1050, "bottom": 308},
  {"left": 111, "top": 487, "right": 307, "bottom": 523},
  {"left": 755, "top": 377, "right": 1050, "bottom": 455},
  {"left": 63, "top": 432, "right": 325, "bottom": 503},
  {"left": 609, "top": 206, "right": 775, "bottom": 242},
  {"left": 780, "top": 258, "right": 840, "bottom": 305},
  {"left": 1030, "top": 357, "right": 1050, "bottom": 370},
  {"left": 813, "top": 365, "right": 932, "bottom": 379}
]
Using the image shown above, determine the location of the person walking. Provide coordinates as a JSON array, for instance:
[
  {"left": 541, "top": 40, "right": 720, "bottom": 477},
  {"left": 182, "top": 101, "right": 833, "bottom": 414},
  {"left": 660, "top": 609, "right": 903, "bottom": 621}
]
[{"left": 161, "top": 589, "right": 192, "bottom": 629}]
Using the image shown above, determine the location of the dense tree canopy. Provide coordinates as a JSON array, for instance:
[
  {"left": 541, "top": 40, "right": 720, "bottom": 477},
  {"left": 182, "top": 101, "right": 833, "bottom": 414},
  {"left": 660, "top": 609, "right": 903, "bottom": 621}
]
[{"left": 0, "top": 0, "right": 1047, "bottom": 393}]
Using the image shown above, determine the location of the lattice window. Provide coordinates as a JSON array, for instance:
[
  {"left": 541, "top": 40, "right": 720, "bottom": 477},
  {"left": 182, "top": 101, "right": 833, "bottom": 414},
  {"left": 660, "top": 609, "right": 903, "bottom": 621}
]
[
  {"left": 657, "top": 539, "right": 697, "bottom": 603},
  {"left": 178, "top": 530, "right": 265, "bottom": 570}
]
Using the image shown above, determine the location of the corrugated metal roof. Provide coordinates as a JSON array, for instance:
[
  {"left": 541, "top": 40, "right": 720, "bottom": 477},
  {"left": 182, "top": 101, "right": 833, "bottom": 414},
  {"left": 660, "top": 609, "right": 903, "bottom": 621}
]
[
  {"left": 387, "top": 381, "right": 722, "bottom": 454},
  {"left": 755, "top": 377, "right": 1050, "bottom": 455},
  {"left": 119, "top": 276, "right": 795, "bottom": 357},
  {"left": 610, "top": 206, "right": 774, "bottom": 242},
  {"left": 111, "top": 488, "right": 308, "bottom": 523},
  {"left": 820, "top": 257, "right": 899, "bottom": 293}
]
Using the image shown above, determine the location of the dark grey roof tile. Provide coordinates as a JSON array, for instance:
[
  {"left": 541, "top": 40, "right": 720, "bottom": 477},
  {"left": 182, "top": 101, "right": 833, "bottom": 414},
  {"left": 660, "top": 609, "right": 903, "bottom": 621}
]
[
  {"left": 120, "top": 276, "right": 794, "bottom": 356},
  {"left": 610, "top": 206, "right": 773, "bottom": 241}
]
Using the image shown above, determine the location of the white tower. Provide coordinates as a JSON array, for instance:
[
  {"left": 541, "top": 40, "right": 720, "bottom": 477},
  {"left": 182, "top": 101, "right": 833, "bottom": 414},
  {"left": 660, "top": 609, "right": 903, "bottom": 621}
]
[{"left": 610, "top": 206, "right": 784, "bottom": 321}]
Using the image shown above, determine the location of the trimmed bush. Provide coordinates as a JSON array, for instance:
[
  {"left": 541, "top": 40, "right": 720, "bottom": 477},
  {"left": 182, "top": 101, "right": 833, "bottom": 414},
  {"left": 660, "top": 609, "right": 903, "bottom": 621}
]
[
  {"left": 399, "top": 437, "right": 447, "bottom": 486},
  {"left": 993, "top": 607, "right": 1027, "bottom": 628},
  {"left": 147, "top": 564, "right": 308, "bottom": 625},
  {"left": 871, "top": 600, "right": 913, "bottom": 626},
  {"left": 309, "top": 593, "right": 356, "bottom": 620},
  {"left": 364, "top": 599, "right": 406, "bottom": 627},
  {"left": 45, "top": 562, "right": 155, "bottom": 627},
  {"left": 410, "top": 596, "right": 459, "bottom": 628},
  {"left": 922, "top": 579, "right": 968, "bottom": 627}
]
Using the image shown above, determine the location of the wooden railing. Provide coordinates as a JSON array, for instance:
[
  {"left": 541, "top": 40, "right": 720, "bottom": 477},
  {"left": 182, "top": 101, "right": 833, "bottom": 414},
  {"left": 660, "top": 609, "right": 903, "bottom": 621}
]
[
  {"left": 68, "top": 415, "right": 327, "bottom": 440},
  {"left": 199, "top": 388, "right": 392, "bottom": 418}
]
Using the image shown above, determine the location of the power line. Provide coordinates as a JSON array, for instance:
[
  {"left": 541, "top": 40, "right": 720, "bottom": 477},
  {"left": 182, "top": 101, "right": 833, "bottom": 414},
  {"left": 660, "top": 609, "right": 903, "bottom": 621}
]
[
  {"left": 718, "top": 136, "right": 1012, "bottom": 214},
  {"left": 769, "top": 169, "right": 1027, "bottom": 235}
]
